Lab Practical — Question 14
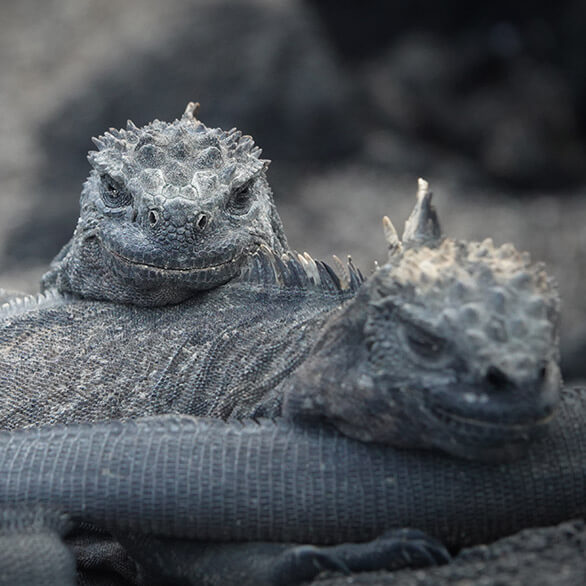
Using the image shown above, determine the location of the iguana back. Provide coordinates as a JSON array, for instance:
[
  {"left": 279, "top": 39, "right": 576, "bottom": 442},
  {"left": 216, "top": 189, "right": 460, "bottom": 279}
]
[{"left": 0, "top": 259, "right": 355, "bottom": 430}]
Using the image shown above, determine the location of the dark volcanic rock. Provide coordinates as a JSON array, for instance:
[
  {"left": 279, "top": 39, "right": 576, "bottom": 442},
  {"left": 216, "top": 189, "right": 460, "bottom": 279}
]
[{"left": 365, "top": 31, "right": 586, "bottom": 190}]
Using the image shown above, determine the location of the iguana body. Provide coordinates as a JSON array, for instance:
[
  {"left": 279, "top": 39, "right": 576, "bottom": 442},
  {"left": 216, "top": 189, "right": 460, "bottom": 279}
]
[
  {"left": 0, "top": 107, "right": 566, "bottom": 584},
  {"left": 4, "top": 107, "right": 557, "bottom": 461},
  {"left": 0, "top": 252, "right": 359, "bottom": 429},
  {"left": 2, "top": 390, "right": 584, "bottom": 546},
  {"left": 0, "top": 388, "right": 584, "bottom": 585},
  {"left": 0, "top": 209, "right": 559, "bottom": 461},
  {"left": 0, "top": 207, "right": 564, "bottom": 582}
]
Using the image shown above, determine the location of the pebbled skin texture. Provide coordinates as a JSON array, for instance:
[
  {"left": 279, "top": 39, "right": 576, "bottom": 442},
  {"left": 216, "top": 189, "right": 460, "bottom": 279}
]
[
  {"left": 0, "top": 113, "right": 567, "bottom": 583},
  {"left": 0, "top": 246, "right": 560, "bottom": 462},
  {"left": 0, "top": 388, "right": 584, "bottom": 585},
  {"left": 0, "top": 253, "right": 564, "bottom": 585},
  {"left": 40, "top": 103, "right": 288, "bottom": 306},
  {"left": 0, "top": 183, "right": 562, "bottom": 462}
]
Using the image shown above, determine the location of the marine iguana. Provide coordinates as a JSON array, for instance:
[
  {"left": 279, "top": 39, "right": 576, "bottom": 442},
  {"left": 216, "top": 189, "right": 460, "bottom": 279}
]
[
  {"left": 0, "top": 193, "right": 564, "bottom": 585},
  {"left": 40, "top": 102, "right": 288, "bottom": 306},
  {"left": 0, "top": 106, "right": 564, "bottom": 583},
  {"left": 0, "top": 180, "right": 560, "bottom": 462}
]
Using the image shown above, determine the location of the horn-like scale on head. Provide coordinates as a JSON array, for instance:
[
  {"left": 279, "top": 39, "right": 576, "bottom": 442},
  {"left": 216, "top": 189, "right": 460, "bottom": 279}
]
[
  {"left": 382, "top": 178, "right": 441, "bottom": 259},
  {"left": 401, "top": 178, "right": 442, "bottom": 249},
  {"left": 87, "top": 103, "right": 269, "bottom": 199}
]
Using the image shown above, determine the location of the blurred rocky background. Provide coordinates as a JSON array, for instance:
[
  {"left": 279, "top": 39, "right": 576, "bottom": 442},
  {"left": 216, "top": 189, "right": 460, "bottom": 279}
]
[{"left": 0, "top": 0, "right": 585, "bottom": 379}]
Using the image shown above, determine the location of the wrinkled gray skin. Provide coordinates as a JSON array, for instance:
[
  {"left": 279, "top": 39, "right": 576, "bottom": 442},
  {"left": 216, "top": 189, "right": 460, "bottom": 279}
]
[
  {"left": 41, "top": 102, "right": 288, "bottom": 306},
  {"left": 22, "top": 105, "right": 562, "bottom": 461},
  {"left": 0, "top": 199, "right": 565, "bottom": 584},
  {"left": 0, "top": 115, "right": 564, "bottom": 583}
]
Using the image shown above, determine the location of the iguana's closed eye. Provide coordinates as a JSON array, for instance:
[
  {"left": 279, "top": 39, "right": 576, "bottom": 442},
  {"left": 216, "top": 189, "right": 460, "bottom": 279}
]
[
  {"left": 403, "top": 324, "right": 447, "bottom": 362},
  {"left": 100, "top": 175, "right": 132, "bottom": 208}
]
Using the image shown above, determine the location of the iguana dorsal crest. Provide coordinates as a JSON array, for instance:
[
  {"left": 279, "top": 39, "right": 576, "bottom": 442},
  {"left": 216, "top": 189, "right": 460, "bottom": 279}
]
[{"left": 239, "top": 245, "right": 364, "bottom": 294}]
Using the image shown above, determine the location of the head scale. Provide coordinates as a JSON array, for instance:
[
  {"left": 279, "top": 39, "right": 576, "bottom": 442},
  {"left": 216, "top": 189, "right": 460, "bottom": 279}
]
[
  {"left": 87, "top": 102, "right": 269, "bottom": 199},
  {"left": 377, "top": 179, "right": 559, "bottom": 370}
]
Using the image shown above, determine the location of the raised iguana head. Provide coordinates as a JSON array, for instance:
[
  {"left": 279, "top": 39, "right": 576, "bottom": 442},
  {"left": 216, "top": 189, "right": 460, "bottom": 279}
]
[
  {"left": 41, "top": 102, "right": 288, "bottom": 305},
  {"left": 284, "top": 180, "right": 561, "bottom": 461}
]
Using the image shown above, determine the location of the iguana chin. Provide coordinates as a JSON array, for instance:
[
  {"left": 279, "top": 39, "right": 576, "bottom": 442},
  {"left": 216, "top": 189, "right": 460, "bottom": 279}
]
[
  {"left": 40, "top": 102, "right": 288, "bottom": 306},
  {"left": 281, "top": 179, "right": 561, "bottom": 461}
]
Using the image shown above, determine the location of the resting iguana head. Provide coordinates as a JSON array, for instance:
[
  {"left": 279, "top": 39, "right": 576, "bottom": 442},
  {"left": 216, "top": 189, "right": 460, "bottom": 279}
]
[
  {"left": 284, "top": 180, "right": 561, "bottom": 461},
  {"left": 41, "top": 102, "right": 288, "bottom": 305}
]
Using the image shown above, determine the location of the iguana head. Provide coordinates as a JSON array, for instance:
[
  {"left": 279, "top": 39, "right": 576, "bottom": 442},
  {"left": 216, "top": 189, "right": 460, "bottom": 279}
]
[
  {"left": 42, "top": 102, "right": 288, "bottom": 305},
  {"left": 284, "top": 180, "right": 561, "bottom": 461}
]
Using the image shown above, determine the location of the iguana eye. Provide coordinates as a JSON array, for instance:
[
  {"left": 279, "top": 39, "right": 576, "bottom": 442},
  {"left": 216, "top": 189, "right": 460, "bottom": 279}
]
[
  {"left": 101, "top": 176, "right": 132, "bottom": 208},
  {"left": 404, "top": 325, "right": 446, "bottom": 361},
  {"left": 227, "top": 181, "right": 254, "bottom": 215}
]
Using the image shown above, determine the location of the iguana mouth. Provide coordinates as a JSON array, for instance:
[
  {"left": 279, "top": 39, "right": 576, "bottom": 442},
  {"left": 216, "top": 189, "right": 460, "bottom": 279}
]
[
  {"left": 428, "top": 403, "right": 555, "bottom": 432},
  {"left": 105, "top": 246, "right": 243, "bottom": 274},
  {"left": 423, "top": 400, "right": 556, "bottom": 461},
  {"left": 422, "top": 372, "right": 559, "bottom": 433},
  {"left": 101, "top": 242, "right": 259, "bottom": 275}
]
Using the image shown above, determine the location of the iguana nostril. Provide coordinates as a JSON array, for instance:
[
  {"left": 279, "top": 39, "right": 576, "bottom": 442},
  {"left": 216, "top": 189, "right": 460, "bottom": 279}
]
[
  {"left": 485, "top": 366, "right": 510, "bottom": 391},
  {"left": 148, "top": 209, "right": 160, "bottom": 227},
  {"left": 195, "top": 213, "right": 209, "bottom": 231}
]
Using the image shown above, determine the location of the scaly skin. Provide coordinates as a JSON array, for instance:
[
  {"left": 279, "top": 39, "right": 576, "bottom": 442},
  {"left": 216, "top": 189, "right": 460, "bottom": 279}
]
[
  {"left": 282, "top": 181, "right": 561, "bottom": 461},
  {"left": 0, "top": 207, "right": 565, "bottom": 584},
  {"left": 0, "top": 388, "right": 583, "bottom": 585},
  {"left": 40, "top": 102, "right": 288, "bottom": 306},
  {"left": 0, "top": 183, "right": 560, "bottom": 462},
  {"left": 0, "top": 105, "right": 565, "bottom": 583}
]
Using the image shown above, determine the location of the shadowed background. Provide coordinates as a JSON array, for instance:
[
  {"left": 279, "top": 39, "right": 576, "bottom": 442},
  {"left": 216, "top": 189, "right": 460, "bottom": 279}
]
[{"left": 0, "top": 0, "right": 585, "bottom": 379}]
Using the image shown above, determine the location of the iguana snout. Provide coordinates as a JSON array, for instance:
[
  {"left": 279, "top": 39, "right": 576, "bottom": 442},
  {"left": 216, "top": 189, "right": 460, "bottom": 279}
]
[{"left": 98, "top": 187, "right": 255, "bottom": 271}]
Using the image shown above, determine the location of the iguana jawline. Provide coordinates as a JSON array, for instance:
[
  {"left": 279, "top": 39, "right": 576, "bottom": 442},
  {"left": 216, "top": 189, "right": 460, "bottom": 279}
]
[{"left": 102, "top": 240, "right": 258, "bottom": 274}]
